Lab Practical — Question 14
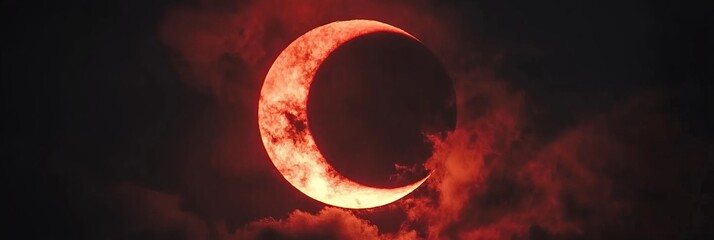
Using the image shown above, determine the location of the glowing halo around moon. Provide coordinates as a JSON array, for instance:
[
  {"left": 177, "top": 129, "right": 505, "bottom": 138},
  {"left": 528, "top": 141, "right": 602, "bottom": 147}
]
[{"left": 258, "top": 19, "right": 429, "bottom": 209}]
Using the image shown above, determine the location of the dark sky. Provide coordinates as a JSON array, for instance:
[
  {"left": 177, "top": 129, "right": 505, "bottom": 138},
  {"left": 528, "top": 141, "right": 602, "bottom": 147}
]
[{"left": 3, "top": 0, "right": 712, "bottom": 239}]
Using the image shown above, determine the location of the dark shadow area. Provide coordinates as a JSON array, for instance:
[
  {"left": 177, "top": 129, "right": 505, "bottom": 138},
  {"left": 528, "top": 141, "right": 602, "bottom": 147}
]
[{"left": 308, "top": 32, "right": 456, "bottom": 188}]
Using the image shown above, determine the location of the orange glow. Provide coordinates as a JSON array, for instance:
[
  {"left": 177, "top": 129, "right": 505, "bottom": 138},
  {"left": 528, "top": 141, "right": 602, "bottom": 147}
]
[{"left": 258, "top": 19, "right": 428, "bottom": 209}]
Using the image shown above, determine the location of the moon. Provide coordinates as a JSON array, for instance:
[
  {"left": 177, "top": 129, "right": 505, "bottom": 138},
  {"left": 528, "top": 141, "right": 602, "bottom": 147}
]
[{"left": 258, "top": 20, "right": 429, "bottom": 209}]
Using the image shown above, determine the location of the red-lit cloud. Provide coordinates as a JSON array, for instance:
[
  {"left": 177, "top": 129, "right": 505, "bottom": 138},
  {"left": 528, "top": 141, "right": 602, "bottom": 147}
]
[
  {"left": 230, "top": 207, "right": 419, "bottom": 240},
  {"left": 160, "top": 0, "right": 458, "bottom": 105},
  {"left": 114, "top": 183, "right": 209, "bottom": 239}
]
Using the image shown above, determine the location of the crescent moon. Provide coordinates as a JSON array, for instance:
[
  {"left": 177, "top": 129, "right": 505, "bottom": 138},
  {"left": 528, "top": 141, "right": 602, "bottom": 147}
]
[{"left": 258, "top": 19, "right": 428, "bottom": 209}]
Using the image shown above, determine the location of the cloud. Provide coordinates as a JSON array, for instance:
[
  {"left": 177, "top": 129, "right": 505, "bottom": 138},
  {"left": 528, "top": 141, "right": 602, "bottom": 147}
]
[
  {"left": 159, "top": 0, "right": 460, "bottom": 104},
  {"left": 230, "top": 207, "right": 417, "bottom": 240},
  {"left": 398, "top": 88, "right": 707, "bottom": 239},
  {"left": 113, "top": 183, "right": 210, "bottom": 239}
]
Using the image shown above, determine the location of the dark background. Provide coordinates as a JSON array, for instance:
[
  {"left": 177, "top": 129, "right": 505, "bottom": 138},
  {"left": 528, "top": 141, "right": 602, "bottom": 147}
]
[{"left": 3, "top": 0, "right": 711, "bottom": 239}]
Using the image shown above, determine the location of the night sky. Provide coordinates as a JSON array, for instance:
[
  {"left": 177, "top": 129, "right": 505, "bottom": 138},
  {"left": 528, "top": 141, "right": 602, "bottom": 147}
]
[{"left": 3, "top": 0, "right": 712, "bottom": 239}]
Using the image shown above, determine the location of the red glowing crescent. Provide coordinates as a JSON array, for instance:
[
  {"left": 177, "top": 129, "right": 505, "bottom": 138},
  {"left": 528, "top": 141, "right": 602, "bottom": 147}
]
[{"left": 258, "top": 20, "right": 428, "bottom": 209}]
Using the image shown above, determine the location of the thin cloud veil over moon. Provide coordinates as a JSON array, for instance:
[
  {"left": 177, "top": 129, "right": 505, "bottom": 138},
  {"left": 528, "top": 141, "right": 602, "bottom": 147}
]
[{"left": 258, "top": 19, "right": 430, "bottom": 209}]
